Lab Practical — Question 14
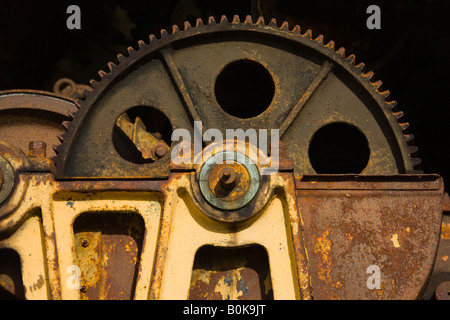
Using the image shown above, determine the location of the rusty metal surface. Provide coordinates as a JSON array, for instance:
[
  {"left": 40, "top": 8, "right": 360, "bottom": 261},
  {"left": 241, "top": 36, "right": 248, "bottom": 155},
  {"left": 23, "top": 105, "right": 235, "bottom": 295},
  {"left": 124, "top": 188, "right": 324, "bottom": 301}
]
[
  {"left": 0, "top": 90, "right": 77, "bottom": 159},
  {"left": 74, "top": 212, "right": 144, "bottom": 300},
  {"left": 435, "top": 281, "right": 450, "bottom": 300},
  {"left": 208, "top": 163, "right": 249, "bottom": 202},
  {"left": 296, "top": 174, "right": 444, "bottom": 299},
  {"left": 423, "top": 214, "right": 450, "bottom": 299},
  {"left": 188, "top": 245, "right": 273, "bottom": 300}
]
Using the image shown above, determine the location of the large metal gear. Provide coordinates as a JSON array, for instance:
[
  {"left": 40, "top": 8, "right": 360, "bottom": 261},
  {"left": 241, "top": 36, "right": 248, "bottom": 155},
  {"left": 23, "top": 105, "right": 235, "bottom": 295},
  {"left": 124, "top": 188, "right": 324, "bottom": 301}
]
[{"left": 54, "top": 15, "right": 421, "bottom": 180}]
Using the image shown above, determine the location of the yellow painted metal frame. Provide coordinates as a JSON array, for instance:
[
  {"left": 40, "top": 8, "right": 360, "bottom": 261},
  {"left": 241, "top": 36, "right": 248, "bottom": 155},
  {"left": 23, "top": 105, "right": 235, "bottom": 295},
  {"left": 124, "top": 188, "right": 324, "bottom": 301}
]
[
  {"left": 150, "top": 173, "right": 310, "bottom": 299},
  {"left": 0, "top": 169, "right": 309, "bottom": 299}
]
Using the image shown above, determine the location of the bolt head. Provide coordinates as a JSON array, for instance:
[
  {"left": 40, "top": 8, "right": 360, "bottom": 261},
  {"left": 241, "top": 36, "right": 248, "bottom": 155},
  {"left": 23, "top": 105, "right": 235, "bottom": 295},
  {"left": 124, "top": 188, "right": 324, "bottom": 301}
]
[
  {"left": 28, "top": 141, "right": 47, "bottom": 158},
  {"left": 154, "top": 144, "right": 168, "bottom": 158}
]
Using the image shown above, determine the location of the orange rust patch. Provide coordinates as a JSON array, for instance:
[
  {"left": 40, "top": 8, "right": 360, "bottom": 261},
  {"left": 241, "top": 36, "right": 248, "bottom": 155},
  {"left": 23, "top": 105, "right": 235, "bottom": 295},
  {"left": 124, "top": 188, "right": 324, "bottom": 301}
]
[{"left": 441, "top": 222, "right": 450, "bottom": 240}]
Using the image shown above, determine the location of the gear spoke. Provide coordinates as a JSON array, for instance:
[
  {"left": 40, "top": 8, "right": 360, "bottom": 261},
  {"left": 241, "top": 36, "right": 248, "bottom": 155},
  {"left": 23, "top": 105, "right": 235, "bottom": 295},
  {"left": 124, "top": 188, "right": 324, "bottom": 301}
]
[{"left": 279, "top": 60, "right": 334, "bottom": 137}]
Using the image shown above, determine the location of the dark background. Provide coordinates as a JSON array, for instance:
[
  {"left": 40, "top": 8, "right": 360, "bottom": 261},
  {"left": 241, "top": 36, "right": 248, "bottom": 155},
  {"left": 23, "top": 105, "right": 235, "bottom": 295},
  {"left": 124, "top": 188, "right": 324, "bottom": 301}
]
[{"left": 0, "top": 0, "right": 449, "bottom": 185}]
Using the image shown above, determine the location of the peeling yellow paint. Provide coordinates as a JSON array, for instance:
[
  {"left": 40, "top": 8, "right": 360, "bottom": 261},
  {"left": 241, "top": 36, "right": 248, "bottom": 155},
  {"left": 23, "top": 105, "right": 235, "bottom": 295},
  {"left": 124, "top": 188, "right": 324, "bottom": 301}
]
[
  {"left": 390, "top": 234, "right": 400, "bottom": 248},
  {"left": 442, "top": 255, "right": 448, "bottom": 262},
  {"left": 442, "top": 222, "right": 450, "bottom": 240}
]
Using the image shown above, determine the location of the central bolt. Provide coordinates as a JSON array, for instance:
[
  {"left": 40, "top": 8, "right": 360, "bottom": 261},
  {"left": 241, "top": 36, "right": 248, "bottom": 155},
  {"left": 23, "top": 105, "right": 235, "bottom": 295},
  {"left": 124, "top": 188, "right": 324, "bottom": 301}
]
[{"left": 219, "top": 166, "right": 237, "bottom": 189}]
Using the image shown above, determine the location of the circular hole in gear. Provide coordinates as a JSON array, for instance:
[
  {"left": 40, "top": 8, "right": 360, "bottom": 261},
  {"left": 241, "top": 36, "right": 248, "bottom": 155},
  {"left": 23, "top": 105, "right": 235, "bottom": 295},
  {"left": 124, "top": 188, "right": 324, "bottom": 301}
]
[
  {"left": 214, "top": 59, "right": 275, "bottom": 118},
  {"left": 112, "top": 106, "right": 172, "bottom": 164},
  {"left": 308, "top": 122, "right": 370, "bottom": 174}
]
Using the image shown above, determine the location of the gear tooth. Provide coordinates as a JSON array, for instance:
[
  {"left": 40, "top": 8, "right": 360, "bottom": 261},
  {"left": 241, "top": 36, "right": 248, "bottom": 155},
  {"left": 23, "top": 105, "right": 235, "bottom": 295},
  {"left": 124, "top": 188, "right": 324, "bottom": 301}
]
[
  {"left": 184, "top": 21, "right": 192, "bottom": 29},
  {"left": 355, "top": 62, "right": 365, "bottom": 71},
  {"left": 411, "top": 158, "right": 422, "bottom": 166},
  {"left": 302, "top": 29, "right": 313, "bottom": 39},
  {"left": 404, "top": 133, "right": 414, "bottom": 143},
  {"left": 269, "top": 18, "right": 277, "bottom": 27},
  {"left": 314, "top": 34, "right": 324, "bottom": 44},
  {"left": 68, "top": 110, "right": 77, "bottom": 119},
  {"left": 117, "top": 53, "right": 126, "bottom": 63},
  {"left": 149, "top": 34, "right": 157, "bottom": 43},
  {"left": 62, "top": 121, "right": 71, "bottom": 130},
  {"left": 346, "top": 54, "right": 356, "bottom": 64},
  {"left": 89, "top": 79, "right": 99, "bottom": 87},
  {"left": 292, "top": 24, "right": 301, "bottom": 33},
  {"left": 380, "top": 90, "right": 390, "bottom": 98},
  {"left": 160, "top": 29, "right": 169, "bottom": 38},
  {"left": 98, "top": 70, "right": 107, "bottom": 78},
  {"left": 244, "top": 15, "right": 253, "bottom": 24},
  {"left": 220, "top": 15, "right": 228, "bottom": 23},
  {"left": 372, "top": 80, "right": 382, "bottom": 90},
  {"left": 232, "top": 15, "right": 240, "bottom": 24},
  {"left": 325, "top": 40, "right": 335, "bottom": 50},
  {"left": 73, "top": 99, "right": 81, "bottom": 109},
  {"left": 53, "top": 144, "right": 62, "bottom": 154},
  {"left": 196, "top": 18, "right": 204, "bottom": 27},
  {"left": 171, "top": 24, "right": 180, "bottom": 34},
  {"left": 82, "top": 88, "right": 93, "bottom": 99},
  {"left": 127, "top": 46, "right": 136, "bottom": 56},
  {"left": 57, "top": 132, "right": 65, "bottom": 143},
  {"left": 399, "top": 122, "right": 410, "bottom": 131},
  {"left": 107, "top": 62, "right": 117, "bottom": 72},
  {"left": 409, "top": 145, "right": 419, "bottom": 155},
  {"left": 363, "top": 71, "right": 374, "bottom": 80},
  {"left": 393, "top": 111, "right": 404, "bottom": 120},
  {"left": 256, "top": 16, "right": 265, "bottom": 25},
  {"left": 280, "top": 21, "right": 289, "bottom": 30},
  {"left": 336, "top": 47, "right": 345, "bottom": 57},
  {"left": 137, "top": 40, "right": 146, "bottom": 48},
  {"left": 387, "top": 100, "right": 398, "bottom": 110},
  {"left": 208, "top": 16, "right": 216, "bottom": 24}
]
